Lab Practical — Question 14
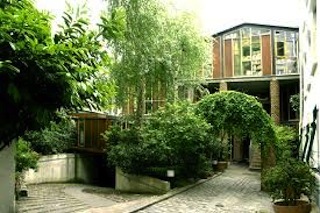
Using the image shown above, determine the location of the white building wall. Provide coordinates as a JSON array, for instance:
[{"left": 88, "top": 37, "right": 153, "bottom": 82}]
[
  {"left": 300, "top": 0, "right": 320, "bottom": 168},
  {"left": 300, "top": 0, "right": 320, "bottom": 206},
  {"left": 0, "top": 144, "right": 15, "bottom": 213}
]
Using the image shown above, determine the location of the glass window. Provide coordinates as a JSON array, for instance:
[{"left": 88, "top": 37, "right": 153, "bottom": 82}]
[
  {"left": 242, "top": 61, "right": 251, "bottom": 74},
  {"left": 235, "top": 27, "right": 263, "bottom": 76},
  {"left": 276, "top": 42, "right": 285, "bottom": 56},
  {"left": 274, "top": 30, "right": 298, "bottom": 74},
  {"left": 242, "top": 45, "right": 250, "bottom": 57},
  {"left": 233, "top": 38, "right": 241, "bottom": 75}
]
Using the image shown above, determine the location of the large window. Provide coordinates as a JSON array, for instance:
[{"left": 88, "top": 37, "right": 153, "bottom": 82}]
[
  {"left": 274, "top": 30, "right": 298, "bottom": 74},
  {"left": 239, "top": 27, "right": 263, "bottom": 76},
  {"left": 223, "top": 27, "right": 268, "bottom": 77},
  {"left": 233, "top": 38, "right": 241, "bottom": 76}
]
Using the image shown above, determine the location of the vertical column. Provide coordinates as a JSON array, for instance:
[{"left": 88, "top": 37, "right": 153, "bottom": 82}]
[
  {"left": 270, "top": 78, "right": 280, "bottom": 124},
  {"left": 219, "top": 81, "right": 228, "bottom": 91}
]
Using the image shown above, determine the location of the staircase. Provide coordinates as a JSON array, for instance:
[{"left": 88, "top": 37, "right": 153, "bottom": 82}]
[{"left": 249, "top": 145, "right": 261, "bottom": 170}]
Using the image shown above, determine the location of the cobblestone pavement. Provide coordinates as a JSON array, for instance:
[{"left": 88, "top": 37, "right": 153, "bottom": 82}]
[
  {"left": 137, "top": 164, "right": 273, "bottom": 213},
  {"left": 16, "top": 183, "right": 149, "bottom": 213},
  {"left": 16, "top": 184, "right": 92, "bottom": 213},
  {"left": 17, "top": 164, "right": 274, "bottom": 213}
]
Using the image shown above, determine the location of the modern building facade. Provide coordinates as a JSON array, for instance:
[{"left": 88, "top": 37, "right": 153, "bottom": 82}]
[
  {"left": 207, "top": 23, "right": 299, "bottom": 168},
  {"left": 299, "top": 0, "right": 320, "bottom": 206}
]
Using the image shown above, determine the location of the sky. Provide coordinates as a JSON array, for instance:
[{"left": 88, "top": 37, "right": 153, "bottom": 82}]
[{"left": 35, "top": 0, "right": 302, "bottom": 35}]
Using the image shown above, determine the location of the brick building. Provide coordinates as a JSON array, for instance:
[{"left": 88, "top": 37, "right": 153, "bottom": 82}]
[{"left": 206, "top": 23, "right": 299, "bottom": 168}]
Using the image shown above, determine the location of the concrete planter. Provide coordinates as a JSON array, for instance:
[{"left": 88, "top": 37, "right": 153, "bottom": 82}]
[{"left": 116, "top": 167, "right": 170, "bottom": 194}]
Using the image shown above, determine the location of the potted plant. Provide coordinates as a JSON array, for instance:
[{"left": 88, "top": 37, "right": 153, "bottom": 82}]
[{"left": 262, "top": 158, "right": 316, "bottom": 213}]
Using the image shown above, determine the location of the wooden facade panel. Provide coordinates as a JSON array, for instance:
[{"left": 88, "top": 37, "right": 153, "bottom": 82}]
[
  {"left": 84, "top": 120, "right": 92, "bottom": 148},
  {"left": 262, "top": 35, "right": 272, "bottom": 75},
  {"left": 98, "top": 120, "right": 106, "bottom": 149},
  {"left": 212, "top": 37, "right": 221, "bottom": 78},
  {"left": 73, "top": 113, "right": 117, "bottom": 152},
  {"left": 224, "top": 39, "right": 233, "bottom": 77}
]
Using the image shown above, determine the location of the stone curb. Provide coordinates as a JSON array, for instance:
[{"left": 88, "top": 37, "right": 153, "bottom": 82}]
[{"left": 129, "top": 172, "right": 223, "bottom": 213}]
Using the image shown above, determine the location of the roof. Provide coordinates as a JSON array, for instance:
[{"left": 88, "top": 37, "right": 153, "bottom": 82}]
[{"left": 212, "top": 23, "right": 299, "bottom": 37}]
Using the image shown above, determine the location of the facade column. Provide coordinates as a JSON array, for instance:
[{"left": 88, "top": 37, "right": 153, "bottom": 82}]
[
  {"left": 270, "top": 78, "right": 280, "bottom": 124},
  {"left": 219, "top": 81, "right": 228, "bottom": 91}
]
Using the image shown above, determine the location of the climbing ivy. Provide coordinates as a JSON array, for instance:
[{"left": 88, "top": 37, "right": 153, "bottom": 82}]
[{"left": 196, "top": 91, "right": 276, "bottom": 165}]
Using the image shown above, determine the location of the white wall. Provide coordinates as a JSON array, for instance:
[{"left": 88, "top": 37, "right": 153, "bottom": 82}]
[
  {"left": 299, "top": 0, "right": 320, "bottom": 206},
  {"left": 24, "top": 154, "right": 76, "bottom": 184},
  {"left": 24, "top": 153, "right": 102, "bottom": 185},
  {"left": 0, "top": 144, "right": 15, "bottom": 213},
  {"left": 300, "top": 0, "right": 320, "bottom": 168}
]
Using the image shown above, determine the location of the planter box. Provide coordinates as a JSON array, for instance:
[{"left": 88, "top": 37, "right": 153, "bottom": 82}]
[
  {"left": 273, "top": 200, "right": 311, "bottom": 213},
  {"left": 216, "top": 161, "right": 228, "bottom": 172}
]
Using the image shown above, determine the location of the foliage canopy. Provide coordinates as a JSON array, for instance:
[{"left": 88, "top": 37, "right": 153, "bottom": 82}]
[
  {"left": 102, "top": 0, "right": 208, "bottom": 121},
  {"left": 0, "top": 0, "right": 115, "bottom": 148}
]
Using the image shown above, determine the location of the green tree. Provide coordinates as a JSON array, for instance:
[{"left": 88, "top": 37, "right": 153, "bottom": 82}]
[
  {"left": 0, "top": 0, "right": 115, "bottom": 149},
  {"left": 102, "top": 0, "right": 208, "bottom": 124}
]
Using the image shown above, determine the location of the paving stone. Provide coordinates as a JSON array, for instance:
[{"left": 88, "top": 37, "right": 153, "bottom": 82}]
[
  {"left": 137, "top": 164, "right": 273, "bottom": 213},
  {"left": 17, "top": 165, "right": 275, "bottom": 213}
]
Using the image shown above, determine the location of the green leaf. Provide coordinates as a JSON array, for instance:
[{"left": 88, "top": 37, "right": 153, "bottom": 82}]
[{"left": 7, "top": 83, "right": 21, "bottom": 103}]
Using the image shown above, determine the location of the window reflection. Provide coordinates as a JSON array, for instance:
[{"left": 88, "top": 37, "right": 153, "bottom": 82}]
[
  {"left": 274, "top": 30, "right": 298, "bottom": 74},
  {"left": 222, "top": 27, "right": 298, "bottom": 77}
]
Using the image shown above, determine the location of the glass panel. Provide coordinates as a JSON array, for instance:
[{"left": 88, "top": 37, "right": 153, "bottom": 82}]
[
  {"left": 275, "top": 30, "right": 298, "bottom": 74},
  {"left": 276, "top": 42, "right": 285, "bottom": 56},
  {"left": 251, "top": 35, "right": 261, "bottom": 75},
  {"left": 241, "top": 28, "right": 250, "bottom": 59},
  {"left": 286, "top": 41, "right": 295, "bottom": 57},
  {"left": 242, "top": 61, "right": 251, "bottom": 75},
  {"left": 260, "top": 28, "right": 271, "bottom": 35},
  {"left": 242, "top": 45, "right": 250, "bottom": 57},
  {"left": 233, "top": 38, "right": 241, "bottom": 75}
]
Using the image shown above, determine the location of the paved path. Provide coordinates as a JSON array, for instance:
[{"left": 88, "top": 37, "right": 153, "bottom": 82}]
[
  {"left": 17, "top": 164, "right": 274, "bottom": 213},
  {"left": 16, "top": 184, "right": 117, "bottom": 213},
  {"left": 137, "top": 164, "right": 273, "bottom": 213}
]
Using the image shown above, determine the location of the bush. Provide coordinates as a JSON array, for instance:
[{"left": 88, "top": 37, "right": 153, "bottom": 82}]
[
  {"left": 274, "top": 125, "right": 299, "bottom": 161},
  {"left": 104, "top": 125, "right": 146, "bottom": 173},
  {"left": 23, "top": 111, "right": 77, "bottom": 155},
  {"left": 15, "top": 138, "right": 39, "bottom": 173},
  {"left": 104, "top": 102, "right": 215, "bottom": 179}
]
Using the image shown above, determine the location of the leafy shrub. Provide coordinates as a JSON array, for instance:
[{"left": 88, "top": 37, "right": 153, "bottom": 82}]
[
  {"left": 274, "top": 125, "right": 299, "bottom": 161},
  {"left": 289, "top": 93, "right": 300, "bottom": 113},
  {"left": 15, "top": 138, "right": 39, "bottom": 173},
  {"left": 104, "top": 125, "right": 146, "bottom": 173},
  {"left": 104, "top": 102, "right": 215, "bottom": 179},
  {"left": 23, "top": 112, "right": 77, "bottom": 155}
]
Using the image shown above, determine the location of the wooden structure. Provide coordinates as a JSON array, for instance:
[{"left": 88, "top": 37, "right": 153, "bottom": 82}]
[{"left": 72, "top": 112, "right": 118, "bottom": 153}]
